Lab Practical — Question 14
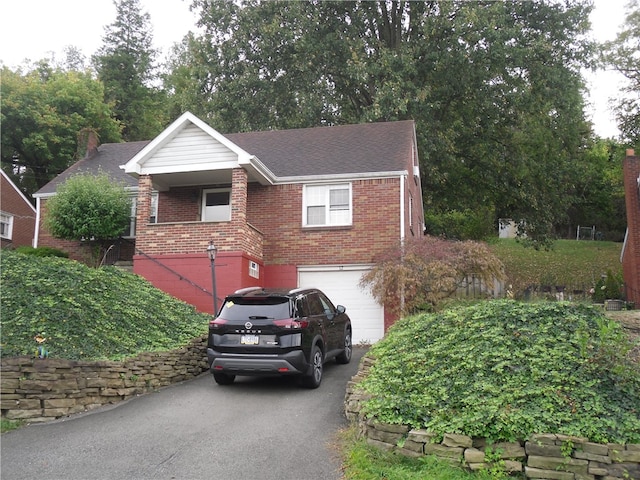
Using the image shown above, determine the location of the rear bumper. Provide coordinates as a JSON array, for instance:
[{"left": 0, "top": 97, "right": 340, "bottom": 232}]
[{"left": 207, "top": 348, "right": 308, "bottom": 376}]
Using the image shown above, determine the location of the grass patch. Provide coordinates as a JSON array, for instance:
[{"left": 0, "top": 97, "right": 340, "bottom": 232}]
[
  {"left": 338, "top": 426, "right": 493, "bottom": 480},
  {"left": 488, "top": 239, "right": 622, "bottom": 294},
  {"left": 0, "top": 250, "right": 209, "bottom": 360},
  {"left": 0, "top": 419, "right": 24, "bottom": 434}
]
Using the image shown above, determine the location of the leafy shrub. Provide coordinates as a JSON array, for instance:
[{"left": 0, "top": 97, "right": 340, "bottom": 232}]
[
  {"left": 0, "top": 250, "right": 209, "bottom": 360},
  {"left": 14, "top": 246, "right": 68, "bottom": 258},
  {"left": 424, "top": 207, "right": 495, "bottom": 241},
  {"left": 360, "top": 236, "right": 504, "bottom": 316},
  {"left": 358, "top": 300, "right": 640, "bottom": 444},
  {"left": 592, "top": 270, "right": 624, "bottom": 302}
]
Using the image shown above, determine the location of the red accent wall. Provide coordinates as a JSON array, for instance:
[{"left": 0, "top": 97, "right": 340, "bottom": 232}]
[
  {"left": 133, "top": 251, "right": 265, "bottom": 314},
  {"left": 622, "top": 152, "right": 640, "bottom": 306}
]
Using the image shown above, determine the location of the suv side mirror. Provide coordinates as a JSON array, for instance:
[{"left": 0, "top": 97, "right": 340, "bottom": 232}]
[{"left": 336, "top": 305, "right": 346, "bottom": 314}]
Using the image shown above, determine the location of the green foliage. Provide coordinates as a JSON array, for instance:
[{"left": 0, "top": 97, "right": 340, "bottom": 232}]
[
  {"left": 92, "top": 0, "right": 166, "bottom": 141},
  {"left": 0, "top": 419, "right": 24, "bottom": 434},
  {"left": 340, "top": 427, "right": 492, "bottom": 480},
  {"left": 489, "top": 239, "right": 622, "bottom": 296},
  {"left": 13, "top": 246, "right": 68, "bottom": 258},
  {"left": 360, "top": 236, "right": 505, "bottom": 316},
  {"left": 0, "top": 64, "right": 122, "bottom": 195},
  {"left": 424, "top": 207, "right": 495, "bottom": 241},
  {"left": 602, "top": 0, "right": 640, "bottom": 145},
  {"left": 592, "top": 270, "right": 625, "bottom": 302},
  {"left": 44, "top": 172, "right": 131, "bottom": 245},
  {"left": 358, "top": 301, "right": 640, "bottom": 444},
  {"left": 173, "top": 0, "right": 595, "bottom": 244},
  {"left": 0, "top": 250, "right": 209, "bottom": 360}
]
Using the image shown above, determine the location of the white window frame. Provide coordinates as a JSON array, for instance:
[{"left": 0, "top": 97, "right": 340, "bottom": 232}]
[
  {"left": 123, "top": 192, "right": 158, "bottom": 238},
  {"left": 302, "top": 183, "right": 352, "bottom": 227},
  {"left": 0, "top": 212, "right": 14, "bottom": 240},
  {"left": 249, "top": 261, "right": 259, "bottom": 279},
  {"left": 202, "top": 188, "right": 232, "bottom": 222}
]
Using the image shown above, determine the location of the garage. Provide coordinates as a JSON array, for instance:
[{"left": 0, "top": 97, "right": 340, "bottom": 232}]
[{"left": 298, "top": 265, "right": 384, "bottom": 344}]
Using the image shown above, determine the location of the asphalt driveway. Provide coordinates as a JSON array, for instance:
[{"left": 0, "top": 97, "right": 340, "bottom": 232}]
[{"left": 1, "top": 347, "right": 367, "bottom": 480}]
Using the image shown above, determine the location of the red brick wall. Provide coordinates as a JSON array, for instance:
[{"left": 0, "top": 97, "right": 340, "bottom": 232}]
[
  {"left": 622, "top": 151, "right": 640, "bottom": 305},
  {"left": 1, "top": 174, "right": 36, "bottom": 248},
  {"left": 247, "top": 178, "right": 402, "bottom": 266}
]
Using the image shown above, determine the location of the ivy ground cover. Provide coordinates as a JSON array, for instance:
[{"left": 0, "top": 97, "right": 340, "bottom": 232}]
[{"left": 359, "top": 300, "right": 640, "bottom": 444}]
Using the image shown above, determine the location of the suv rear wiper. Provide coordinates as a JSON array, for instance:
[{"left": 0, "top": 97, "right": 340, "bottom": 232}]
[{"left": 249, "top": 316, "right": 271, "bottom": 320}]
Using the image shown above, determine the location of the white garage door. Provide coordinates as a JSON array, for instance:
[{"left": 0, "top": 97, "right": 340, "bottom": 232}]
[{"left": 298, "top": 266, "right": 384, "bottom": 344}]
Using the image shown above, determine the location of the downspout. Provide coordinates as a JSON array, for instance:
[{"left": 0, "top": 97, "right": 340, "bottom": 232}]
[{"left": 34, "top": 196, "right": 41, "bottom": 247}]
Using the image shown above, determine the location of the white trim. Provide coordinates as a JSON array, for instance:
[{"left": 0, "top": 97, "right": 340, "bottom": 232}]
[
  {"left": 34, "top": 197, "right": 41, "bottom": 247},
  {"left": 275, "top": 170, "right": 407, "bottom": 184},
  {"left": 302, "top": 183, "right": 352, "bottom": 227},
  {"left": 0, "top": 170, "right": 36, "bottom": 213},
  {"left": 297, "top": 264, "right": 374, "bottom": 272},
  {"left": 0, "top": 212, "right": 14, "bottom": 240},
  {"left": 201, "top": 187, "right": 232, "bottom": 222}
]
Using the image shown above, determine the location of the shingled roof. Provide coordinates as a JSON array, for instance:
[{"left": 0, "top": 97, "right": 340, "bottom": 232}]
[{"left": 36, "top": 120, "right": 415, "bottom": 196}]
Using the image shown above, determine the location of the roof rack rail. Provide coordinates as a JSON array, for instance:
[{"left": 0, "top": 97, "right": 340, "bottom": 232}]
[{"left": 233, "top": 286, "right": 264, "bottom": 295}]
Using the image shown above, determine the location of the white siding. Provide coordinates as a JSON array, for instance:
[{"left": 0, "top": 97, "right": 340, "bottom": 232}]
[{"left": 142, "top": 124, "right": 238, "bottom": 172}]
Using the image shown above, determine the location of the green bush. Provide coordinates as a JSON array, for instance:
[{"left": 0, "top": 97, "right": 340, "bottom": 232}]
[
  {"left": 592, "top": 270, "right": 624, "bottom": 302},
  {"left": 14, "top": 246, "right": 68, "bottom": 258},
  {"left": 358, "top": 300, "right": 639, "bottom": 444},
  {"left": 424, "top": 207, "right": 495, "bottom": 241},
  {"left": 0, "top": 250, "right": 209, "bottom": 360}
]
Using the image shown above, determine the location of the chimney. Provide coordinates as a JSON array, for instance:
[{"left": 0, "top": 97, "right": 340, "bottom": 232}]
[
  {"left": 626, "top": 148, "right": 635, "bottom": 156},
  {"left": 76, "top": 128, "right": 100, "bottom": 159}
]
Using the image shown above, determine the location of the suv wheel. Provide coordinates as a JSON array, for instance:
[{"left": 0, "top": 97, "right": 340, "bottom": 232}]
[
  {"left": 299, "top": 345, "right": 323, "bottom": 389},
  {"left": 213, "top": 372, "right": 236, "bottom": 385},
  {"left": 335, "top": 330, "right": 352, "bottom": 364}
]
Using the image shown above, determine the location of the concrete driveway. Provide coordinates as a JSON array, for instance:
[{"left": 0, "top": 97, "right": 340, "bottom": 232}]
[{"left": 1, "top": 347, "right": 367, "bottom": 480}]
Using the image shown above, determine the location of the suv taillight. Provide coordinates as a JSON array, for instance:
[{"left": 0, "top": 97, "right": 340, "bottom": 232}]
[
  {"left": 209, "top": 318, "right": 227, "bottom": 329},
  {"left": 273, "top": 318, "right": 308, "bottom": 329}
]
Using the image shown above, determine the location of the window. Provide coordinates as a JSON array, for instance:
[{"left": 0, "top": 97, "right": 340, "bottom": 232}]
[
  {"left": 0, "top": 212, "right": 13, "bottom": 240},
  {"left": 303, "top": 183, "right": 351, "bottom": 227},
  {"left": 249, "top": 261, "right": 259, "bottom": 279},
  {"left": 202, "top": 188, "right": 231, "bottom": 222},
  {"left": 123, "top": 193, "right": 158, "bottom": 238}
]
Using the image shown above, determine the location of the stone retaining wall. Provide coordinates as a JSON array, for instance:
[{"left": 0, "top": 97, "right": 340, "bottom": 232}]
[
  {"left": 1, "top": 336, "right": 209, "bottom": 423},
  {"left": 345, "top": 356, "right": 640, "bottom": 479}
]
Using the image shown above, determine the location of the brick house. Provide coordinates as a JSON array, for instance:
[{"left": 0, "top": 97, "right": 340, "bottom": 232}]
[
  {"left": 622, "top": 149, "right": 640, "bottom": 306},
  {"left": 34, "top": 112, "right": 424, "bottom": 342},
  {"left": 1, "top": 170, "right": 36, "bottom": 249}
]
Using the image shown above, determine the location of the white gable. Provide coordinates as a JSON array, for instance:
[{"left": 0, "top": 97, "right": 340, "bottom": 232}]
[
  {"left": 141, "top": 124, "right": 238, "bottom": 174},
  {"left": 121, "top": 112, "right": 270, "bottom": 183}
]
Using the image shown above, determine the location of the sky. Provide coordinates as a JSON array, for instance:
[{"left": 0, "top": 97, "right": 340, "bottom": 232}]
[{"left": 0, "top": 0, "right": 629, "bottom": 138}]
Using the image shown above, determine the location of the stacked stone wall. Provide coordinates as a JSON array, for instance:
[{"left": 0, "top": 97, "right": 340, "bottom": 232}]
[
  {"left": 345, "top": 356, "right": 640, "bottom": 479},
  {"left": 1, "top": 336, "right": 208, "bottom": 423}
]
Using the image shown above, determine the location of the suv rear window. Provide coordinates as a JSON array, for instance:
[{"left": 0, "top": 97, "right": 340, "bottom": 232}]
[{"left": 219, "top": 296, "right": 291, "bottom": 321}]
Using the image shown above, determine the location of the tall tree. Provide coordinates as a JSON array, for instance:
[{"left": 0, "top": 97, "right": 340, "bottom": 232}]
[
  {"left": 169, "top": 0, "right": 594, "bottom": 245},
  {"left": 93, "top": 0, "right": 166, "bottom": 141},
  {"left": 603, "top": 0, "right": 640, "bottom": 146},
  {"left": 0, "top": 63, "right": 122, "bottom": 195}
]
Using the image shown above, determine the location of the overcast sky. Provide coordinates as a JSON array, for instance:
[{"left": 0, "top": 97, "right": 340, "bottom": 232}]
[{"left": 0, "top": 0, "right": 628, "bottom": 138}]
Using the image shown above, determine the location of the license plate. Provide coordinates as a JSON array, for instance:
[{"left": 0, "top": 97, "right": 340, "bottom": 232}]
[{"left": 241, "top": 335, "right": 259, "bottom": 345}]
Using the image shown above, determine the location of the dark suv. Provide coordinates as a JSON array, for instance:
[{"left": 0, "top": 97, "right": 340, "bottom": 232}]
[{"left": 207, "top": 287, "right": 352, "bottom": 388}]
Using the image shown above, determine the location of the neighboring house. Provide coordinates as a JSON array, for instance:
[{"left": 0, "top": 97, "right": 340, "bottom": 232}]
[
  {"left": 34, "top": 112, "right": 425, "bottom": 342},
  {"left": 1, "top": 170, "right": 36, "bottom": 249},
  {"left": 622, "top": 149, "right": 640, "bottom": 306}
]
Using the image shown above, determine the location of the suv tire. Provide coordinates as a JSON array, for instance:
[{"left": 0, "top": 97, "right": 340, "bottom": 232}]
[
  {"left": 335, "top": 329, "right": 352, "bottom": 364},
  {"left": 213, "top": 372, "right": 236, "bottom": 385},
  {"left": 299, "top": 345, "right": 323, "bottom": 389}
]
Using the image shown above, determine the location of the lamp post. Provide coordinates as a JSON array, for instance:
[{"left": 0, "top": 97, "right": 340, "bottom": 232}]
[{"left": 207, "top": 240, "right": 218, "bottom": 314}]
